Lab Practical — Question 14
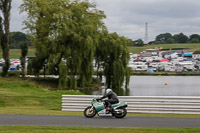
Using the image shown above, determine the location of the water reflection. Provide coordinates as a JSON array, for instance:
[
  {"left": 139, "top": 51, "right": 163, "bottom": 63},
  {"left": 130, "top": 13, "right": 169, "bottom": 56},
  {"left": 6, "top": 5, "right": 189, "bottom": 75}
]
[{"left": 79, "top": 85, "right": 130, "bottom": 96}]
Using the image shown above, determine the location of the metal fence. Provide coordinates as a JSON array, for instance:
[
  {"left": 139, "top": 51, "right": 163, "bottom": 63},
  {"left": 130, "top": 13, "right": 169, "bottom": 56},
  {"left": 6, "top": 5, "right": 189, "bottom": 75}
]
[{"left": 62, "top": 95, "right": 200, "bottom": 114}]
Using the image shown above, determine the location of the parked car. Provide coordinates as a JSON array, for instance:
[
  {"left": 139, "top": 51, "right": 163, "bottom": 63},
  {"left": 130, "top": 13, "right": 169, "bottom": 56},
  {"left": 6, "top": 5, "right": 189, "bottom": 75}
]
[{"left": 129, "top": 62, "right": 148, "bottom": 71}]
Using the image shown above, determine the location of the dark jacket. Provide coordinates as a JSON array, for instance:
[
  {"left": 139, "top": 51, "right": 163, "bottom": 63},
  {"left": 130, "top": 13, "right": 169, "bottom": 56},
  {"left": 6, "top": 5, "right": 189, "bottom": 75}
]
[{"left": 100, "top": 91, "right": 119, "bottom": 101}]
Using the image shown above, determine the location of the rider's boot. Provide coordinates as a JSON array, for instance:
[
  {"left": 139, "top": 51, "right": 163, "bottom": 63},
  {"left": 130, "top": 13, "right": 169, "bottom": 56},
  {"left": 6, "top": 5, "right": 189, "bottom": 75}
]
[
  {"left": 106, "top": 107, "right": 110, "bottom": 114},
  {"left": 106, "top": 105, "right": 113, "bottom": 111}
]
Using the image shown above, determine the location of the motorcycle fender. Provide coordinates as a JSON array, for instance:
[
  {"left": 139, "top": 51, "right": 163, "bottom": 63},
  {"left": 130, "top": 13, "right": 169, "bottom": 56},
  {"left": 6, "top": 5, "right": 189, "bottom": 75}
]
[{"left": 114, "top": 104, "right": 128, "bottom": 109}]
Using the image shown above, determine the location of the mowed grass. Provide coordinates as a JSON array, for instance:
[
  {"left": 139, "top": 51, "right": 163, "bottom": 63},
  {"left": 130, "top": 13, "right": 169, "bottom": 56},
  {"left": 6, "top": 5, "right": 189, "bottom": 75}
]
[
  {"left": 0, "top": 126, "right": 199, "bottom": 133},
  {"left": 0, "top": 77, "right": 84, "bottom": 115},
  {"left": 0, "top": 43, "right": 199, "bottom": 59},
  {"left": 128, "top": 43, "right": 200, "bottom": 54},
  {"left": 0, "top": 48, "right": 35, "bottom": 59}
]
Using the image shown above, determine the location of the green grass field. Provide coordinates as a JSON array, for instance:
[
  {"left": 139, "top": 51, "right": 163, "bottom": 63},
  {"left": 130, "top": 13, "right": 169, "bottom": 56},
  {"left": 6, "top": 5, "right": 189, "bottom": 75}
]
[
  {"left": 0, "top": 126, "right": 199, "bottom": 133},
  {"left": 128, "top": 43, "right": 200, "bottom": 54},
  {"left": 0, "top": 77, "right": 84, "bottom": 115},
  {"left": 0, "top": 43, "right": 200, "bottom": 59},
  {"left": 0, "top": 48, "right": 35, "bottom": 59}
]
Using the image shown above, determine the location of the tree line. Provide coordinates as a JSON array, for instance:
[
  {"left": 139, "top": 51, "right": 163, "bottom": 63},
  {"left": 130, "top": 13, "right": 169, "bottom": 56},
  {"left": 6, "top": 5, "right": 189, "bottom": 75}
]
[{"left": 133, "top": 33, "right": 200, "bottom": 46}]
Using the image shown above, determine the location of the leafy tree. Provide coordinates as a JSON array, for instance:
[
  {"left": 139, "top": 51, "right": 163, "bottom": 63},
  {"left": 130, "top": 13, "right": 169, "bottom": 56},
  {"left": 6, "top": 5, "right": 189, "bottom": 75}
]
[
  {"left": 155, "top": 33, "right": 172, "bottom": 43},
  {"left": 133, "top": 39, "right": 144, "bottom": 46},
  {"left": 21, "top": 0, "right": 131, "bottom": 93},
  {"left": 190, "top": 38, "right": 199, "bottom": 43},
  {"left": 189, "top": 34, "right": 200, "bottom": 43},
  {"left": 20, "top": 0, "right": 106, "bottom": 89},
  {"left": 189, "top": 34, "right": 200, "bottom": 40},
  {"left": 10, "top": 31, "right": 31, "bottom": 49},
  {"left": 166, "top": 37, "right": 175, "bottom": 44},
  {"left": 173, "top": 33, "right": 188, "bottom": 43},
  {"left": 0, "top": 0, "right": 12, "bottom": 77},
  {"left": 95, "top": 32, "right": 130, "bottom": 94},
  {"left": 127, "top": 39, "right": 134, "bottom": 46},
  {"left": 20, "top": 42, "right": 28, "bottom": 77},
  {"left": 58, "top": 60, "right": 68, "bottom": 89}
]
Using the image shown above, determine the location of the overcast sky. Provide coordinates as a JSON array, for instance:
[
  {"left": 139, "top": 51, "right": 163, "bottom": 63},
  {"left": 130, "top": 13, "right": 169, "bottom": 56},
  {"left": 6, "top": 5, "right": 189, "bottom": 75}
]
[{"left": 11, "top": 0, "right": 200, "bottom": 41}]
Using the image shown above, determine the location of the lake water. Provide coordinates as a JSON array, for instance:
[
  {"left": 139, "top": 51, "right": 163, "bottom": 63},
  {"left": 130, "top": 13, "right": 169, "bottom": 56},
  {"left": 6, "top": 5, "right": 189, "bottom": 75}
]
[
  {"left": 92, "top": 76, "right": 200, "bottom": 96},
  {"left": 129, "top": 76, "right": 200, "bottom": 96}
]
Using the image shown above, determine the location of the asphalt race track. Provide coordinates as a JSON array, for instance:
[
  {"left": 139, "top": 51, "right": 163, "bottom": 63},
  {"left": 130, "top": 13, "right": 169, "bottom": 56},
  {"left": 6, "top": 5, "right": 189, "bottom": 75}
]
[{"left": 0, "top": 114, "right": 200, "bottom": 128}]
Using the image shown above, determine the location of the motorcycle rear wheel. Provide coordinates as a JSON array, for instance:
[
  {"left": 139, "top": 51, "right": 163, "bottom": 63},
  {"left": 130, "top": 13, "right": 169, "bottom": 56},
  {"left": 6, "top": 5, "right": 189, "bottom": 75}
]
[
  {"left": 84, "top": 106, "right": 97, "bottom": 118},
  {"left": 113, "top": 108, "right": 127, "bottom": 118}
]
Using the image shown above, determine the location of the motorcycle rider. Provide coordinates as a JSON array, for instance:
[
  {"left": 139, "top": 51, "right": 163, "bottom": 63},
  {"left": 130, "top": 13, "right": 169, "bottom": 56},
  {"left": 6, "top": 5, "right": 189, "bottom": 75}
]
[{"left": 98, "top": 88, "right": 119, "bottom": 111}]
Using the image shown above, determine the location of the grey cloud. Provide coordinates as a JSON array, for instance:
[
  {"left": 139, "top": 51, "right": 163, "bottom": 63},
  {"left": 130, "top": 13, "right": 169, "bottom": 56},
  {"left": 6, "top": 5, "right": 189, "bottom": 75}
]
[
  {"left": 122, "top": 0, "right": 200, "bottom": 18},
  {"left": 9, "top": 0, "right": 200, "bottom": 41},
  {"left": 11, "top": 0, "right": 23, "bottom": 32},
  {"left": 95, "top": 0, "right": 200, "bottom": 41}
]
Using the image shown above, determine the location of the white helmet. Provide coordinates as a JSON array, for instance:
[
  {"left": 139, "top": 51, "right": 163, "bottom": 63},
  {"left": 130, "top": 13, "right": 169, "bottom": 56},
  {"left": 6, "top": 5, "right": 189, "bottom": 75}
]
[{"left": 106, "top": 89, "right": 112, "bottom": 94}]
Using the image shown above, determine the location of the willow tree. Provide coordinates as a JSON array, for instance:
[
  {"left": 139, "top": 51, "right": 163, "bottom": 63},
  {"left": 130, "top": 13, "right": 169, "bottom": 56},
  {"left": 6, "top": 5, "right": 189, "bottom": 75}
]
[
  {"left": 21, "top": 0, "right": 106, "bottom": 89},
  {"left": 0, "top": 0, "right": 12, "bottom": 76},
  {"left": 95, "top": 31, "right": 131, "bottom": 94}
]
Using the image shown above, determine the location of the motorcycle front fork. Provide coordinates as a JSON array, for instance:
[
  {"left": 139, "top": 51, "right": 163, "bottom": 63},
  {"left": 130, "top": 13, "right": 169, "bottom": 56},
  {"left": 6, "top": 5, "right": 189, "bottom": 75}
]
[{"left": 89, "top": 106, "right": 94, "bottom": 111}]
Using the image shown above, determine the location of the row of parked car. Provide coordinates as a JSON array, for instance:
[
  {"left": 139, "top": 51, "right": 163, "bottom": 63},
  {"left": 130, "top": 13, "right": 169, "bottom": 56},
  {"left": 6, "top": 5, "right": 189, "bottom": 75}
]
[
  {"left": 1, "top": 52, "right": 200, "bottom": 73},
  {"left": 128, "top": 53, "right": 200, "bottom": 72}
]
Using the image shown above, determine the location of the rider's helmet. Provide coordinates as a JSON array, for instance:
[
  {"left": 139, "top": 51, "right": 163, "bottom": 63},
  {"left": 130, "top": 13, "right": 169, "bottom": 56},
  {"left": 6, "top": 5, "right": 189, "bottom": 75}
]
[{"left": 106, "top": 88, "right": 112, "bottom": 94}]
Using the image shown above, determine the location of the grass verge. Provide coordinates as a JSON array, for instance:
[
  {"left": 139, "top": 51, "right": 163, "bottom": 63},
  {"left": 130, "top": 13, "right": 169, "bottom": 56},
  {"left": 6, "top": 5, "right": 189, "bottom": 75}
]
[
  {"left": 1, "top": 107, "right": 200, "bottom": 118},
  {"left": 0, "top": 77, "right": 84, "bottom": 115},
  {"left": 0, "top": 126, "right": 199, "bottom": 133}
]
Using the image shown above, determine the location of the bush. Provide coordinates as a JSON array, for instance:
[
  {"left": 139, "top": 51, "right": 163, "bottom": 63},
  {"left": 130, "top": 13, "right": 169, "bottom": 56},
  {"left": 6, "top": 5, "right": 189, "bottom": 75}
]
[
  {"left": 8, "top": 71, "right": 21, "bottom": 77},
  {"left": 133, "top": 39, "right": 144, "bottom": 46},
  {"left": 190, "top": 38, "right": 199, "bottom": 43}
]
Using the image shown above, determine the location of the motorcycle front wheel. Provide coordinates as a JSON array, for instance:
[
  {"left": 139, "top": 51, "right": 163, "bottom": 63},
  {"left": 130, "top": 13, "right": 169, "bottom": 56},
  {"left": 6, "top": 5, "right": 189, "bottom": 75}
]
[
  {"left": 113, "top": 108, "right": 127, "bottom": 118},
  {"left": 84, "top": 106, "right": 97, "bottom": 118}
]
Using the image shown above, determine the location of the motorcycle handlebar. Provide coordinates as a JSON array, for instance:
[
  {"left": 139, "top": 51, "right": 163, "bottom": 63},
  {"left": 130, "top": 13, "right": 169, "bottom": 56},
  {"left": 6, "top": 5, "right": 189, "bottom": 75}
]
[{"left": 94, "top": 98, "right": 103, "bottom": 102}]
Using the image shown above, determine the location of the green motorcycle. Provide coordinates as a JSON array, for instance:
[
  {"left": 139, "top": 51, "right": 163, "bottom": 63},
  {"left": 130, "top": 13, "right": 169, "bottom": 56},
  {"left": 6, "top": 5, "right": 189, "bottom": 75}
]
[{"left": 84, "top": 98, "right": 128, "bottom": 118}]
